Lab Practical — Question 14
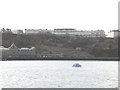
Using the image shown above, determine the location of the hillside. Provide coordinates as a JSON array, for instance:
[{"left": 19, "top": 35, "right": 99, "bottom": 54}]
[{"left": 1, "top": 33, "right": 118, "bottom": 59}]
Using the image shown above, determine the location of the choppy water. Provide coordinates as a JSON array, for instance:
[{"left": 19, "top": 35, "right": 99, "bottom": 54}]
[{"left": 0, "top": 61, "right": 118, "bottom": 88}]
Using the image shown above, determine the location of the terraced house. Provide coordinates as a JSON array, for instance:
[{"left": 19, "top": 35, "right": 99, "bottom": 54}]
[{"left": 0, "top": 43, "right": 36, "bottom": 60}]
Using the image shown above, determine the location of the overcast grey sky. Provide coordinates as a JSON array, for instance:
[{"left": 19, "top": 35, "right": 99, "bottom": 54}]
[{"left": 0, "top": 0, "right": 119, "bottom": 33}]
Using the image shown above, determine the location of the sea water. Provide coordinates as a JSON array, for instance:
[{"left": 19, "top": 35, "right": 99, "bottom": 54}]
[{"left": 0, "top": 61, "right": 118, "bottom": 88}]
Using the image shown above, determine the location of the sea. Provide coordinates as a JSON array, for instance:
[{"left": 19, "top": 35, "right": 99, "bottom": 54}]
[{"left": 0, "top": 60, "right": 118, "bottom": 88}]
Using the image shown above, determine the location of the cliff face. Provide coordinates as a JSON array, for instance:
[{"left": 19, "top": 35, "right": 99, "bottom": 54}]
[{"left": 1, "top": 33, "right": 118, "bottom": 59}]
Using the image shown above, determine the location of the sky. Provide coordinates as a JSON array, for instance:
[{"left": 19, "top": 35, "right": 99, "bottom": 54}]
[{"left": 0, "top": 0, "right": 119, "bottom": 33}]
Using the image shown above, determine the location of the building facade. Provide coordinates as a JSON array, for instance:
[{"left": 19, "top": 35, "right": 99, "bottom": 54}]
[
  {"left": 107, "top": 30, "right": 120, "bottom": 38},
  {"left": 24, "top": 29, "right": 50, "bottom": 34},
  {"left": 0, "top": 43, "right": 36, "bottom": 60},
  {"left": 52, "top": 28, "right": 106, "bottom": 37},
  {"left": 17, "top": 30, "right": 24, "bottom": 34},
  {"left": 0, "top": 43, "right": 63, "bottom": 60}
]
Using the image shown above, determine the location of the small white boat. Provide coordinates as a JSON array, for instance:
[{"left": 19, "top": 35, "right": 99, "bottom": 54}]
[{"left": 72, "top": 63, "right": 82, "bottom": 67}]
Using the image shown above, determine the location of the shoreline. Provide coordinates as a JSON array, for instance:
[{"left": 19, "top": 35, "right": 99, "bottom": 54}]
[{"left": 1, "top": 57, "right": 119, "bottom": 61}]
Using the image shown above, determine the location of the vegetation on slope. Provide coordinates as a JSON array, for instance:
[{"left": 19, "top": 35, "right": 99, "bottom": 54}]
[{"left": 2, "top": 33, "right": 118, "bottom": 58}]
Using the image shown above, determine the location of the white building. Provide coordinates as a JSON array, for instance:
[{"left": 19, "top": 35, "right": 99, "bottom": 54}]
[
  {"left": 52, "top": 28, "right": 106, "bottom": 37},
  {"left": 107, "top": 30, "right": 120, "bottom": 38},
  {"left": 17, "top": 30, "right": 24, "bottom": 34},
  {"left": 24, "top": 29, "right": 50, "bottom": 34}
]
